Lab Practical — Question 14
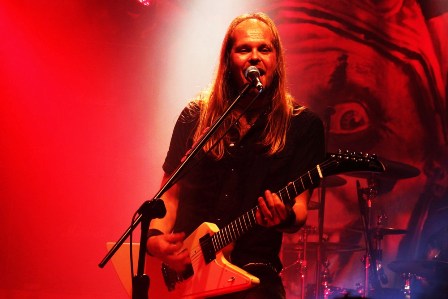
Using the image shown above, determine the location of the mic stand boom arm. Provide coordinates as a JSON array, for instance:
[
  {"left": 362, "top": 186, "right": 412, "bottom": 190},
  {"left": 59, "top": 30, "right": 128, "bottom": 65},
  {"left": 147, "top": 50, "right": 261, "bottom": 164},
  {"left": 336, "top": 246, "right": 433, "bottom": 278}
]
[{"left": 98, "top": 83, "right": 256, "bottom": 299}]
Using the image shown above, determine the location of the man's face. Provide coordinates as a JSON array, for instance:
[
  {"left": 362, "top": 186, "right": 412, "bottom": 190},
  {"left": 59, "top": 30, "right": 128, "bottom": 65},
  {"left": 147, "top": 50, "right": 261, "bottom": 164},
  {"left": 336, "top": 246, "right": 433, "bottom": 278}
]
[{"left": 229, "top": 19, "right": 277, "bottom": 92}]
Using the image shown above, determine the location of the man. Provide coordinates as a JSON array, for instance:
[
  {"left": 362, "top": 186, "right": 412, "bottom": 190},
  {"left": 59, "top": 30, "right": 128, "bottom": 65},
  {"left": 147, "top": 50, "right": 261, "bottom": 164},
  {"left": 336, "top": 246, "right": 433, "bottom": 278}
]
[{"left": 146, "top": 12, "right": 325, "bottom": 299}]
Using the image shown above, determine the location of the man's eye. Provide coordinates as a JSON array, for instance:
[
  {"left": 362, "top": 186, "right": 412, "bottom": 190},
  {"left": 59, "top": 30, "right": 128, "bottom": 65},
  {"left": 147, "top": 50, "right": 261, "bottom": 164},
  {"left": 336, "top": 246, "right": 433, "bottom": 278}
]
[{"left": 237, "top": 47, "right": 250, "bottom": 53}]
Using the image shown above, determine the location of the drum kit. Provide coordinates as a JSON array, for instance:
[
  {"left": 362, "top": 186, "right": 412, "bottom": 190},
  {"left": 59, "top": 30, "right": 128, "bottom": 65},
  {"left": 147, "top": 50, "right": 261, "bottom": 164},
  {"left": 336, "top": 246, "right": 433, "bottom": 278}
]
[{"left": 279, "top": 156, "right": 448, "bottom": 299}]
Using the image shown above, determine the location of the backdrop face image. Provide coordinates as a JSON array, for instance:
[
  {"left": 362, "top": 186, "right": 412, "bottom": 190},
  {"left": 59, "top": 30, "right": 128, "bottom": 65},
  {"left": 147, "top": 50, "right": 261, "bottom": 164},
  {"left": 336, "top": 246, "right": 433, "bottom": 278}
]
[
  {"left": 265, "top": 1, "right": 448, "bottom": 298},
  {"left": 1, "top": 1, "right": 447, "bottom": 298}
]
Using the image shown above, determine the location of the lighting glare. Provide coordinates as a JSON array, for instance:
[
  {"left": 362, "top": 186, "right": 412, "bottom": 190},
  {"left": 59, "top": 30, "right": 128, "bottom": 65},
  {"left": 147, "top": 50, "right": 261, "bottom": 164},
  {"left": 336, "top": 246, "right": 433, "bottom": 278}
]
[{"left": 138, "top": 0, "right": 151, "bottom": 6}]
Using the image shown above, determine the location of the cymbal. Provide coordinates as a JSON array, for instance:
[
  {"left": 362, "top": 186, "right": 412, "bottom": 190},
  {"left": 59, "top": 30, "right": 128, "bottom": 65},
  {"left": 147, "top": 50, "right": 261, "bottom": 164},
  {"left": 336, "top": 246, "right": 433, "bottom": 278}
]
[
  {"left": 388, "top": 260, "right": 448, "bottom": 277},
  {"left": 346, "top": 158, "right": 420, "bottom": 180},
  {"left": 348, "top": 227, "right": 407, "bottom": 236},
  {"left": 284, "top": 242, "right": 364, "bottom": 253},
  {"left": 370, "top": 227, "right": 407, "bottom": 236}
]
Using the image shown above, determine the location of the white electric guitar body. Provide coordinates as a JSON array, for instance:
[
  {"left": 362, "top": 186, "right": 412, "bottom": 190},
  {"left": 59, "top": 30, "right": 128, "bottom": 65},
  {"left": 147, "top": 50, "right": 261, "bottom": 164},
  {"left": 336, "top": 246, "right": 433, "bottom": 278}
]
[{"left": 147, "top": 222, "right": 259, "bottom": 299}]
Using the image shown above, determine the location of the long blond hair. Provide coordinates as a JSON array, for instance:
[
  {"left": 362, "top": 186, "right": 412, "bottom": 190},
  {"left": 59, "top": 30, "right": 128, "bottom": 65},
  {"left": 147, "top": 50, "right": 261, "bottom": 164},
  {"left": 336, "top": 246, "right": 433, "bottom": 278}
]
[{"left": 192, "top": 12, "right": 301, "bottom": 160}]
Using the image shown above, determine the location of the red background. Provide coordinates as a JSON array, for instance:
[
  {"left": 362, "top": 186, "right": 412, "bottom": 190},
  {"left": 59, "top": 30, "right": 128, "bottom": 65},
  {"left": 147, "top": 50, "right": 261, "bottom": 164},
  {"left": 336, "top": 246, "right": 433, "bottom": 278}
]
[{"left": 1, "top": 1, "right": 446, "bottom": 298}]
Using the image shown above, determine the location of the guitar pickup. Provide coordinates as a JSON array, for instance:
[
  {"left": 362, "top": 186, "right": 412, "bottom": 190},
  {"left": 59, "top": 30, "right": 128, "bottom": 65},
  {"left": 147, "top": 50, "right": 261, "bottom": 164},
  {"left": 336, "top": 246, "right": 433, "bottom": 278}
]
[{"left": 199, "top": 233, "right": 216, "bottom": 264}]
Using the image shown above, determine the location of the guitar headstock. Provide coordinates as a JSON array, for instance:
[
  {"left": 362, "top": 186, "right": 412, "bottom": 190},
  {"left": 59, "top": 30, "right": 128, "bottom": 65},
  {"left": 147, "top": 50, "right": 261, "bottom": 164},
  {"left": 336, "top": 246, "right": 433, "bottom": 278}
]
[{"left": 323, "top": 150, "right": 386, "bottom": 177}]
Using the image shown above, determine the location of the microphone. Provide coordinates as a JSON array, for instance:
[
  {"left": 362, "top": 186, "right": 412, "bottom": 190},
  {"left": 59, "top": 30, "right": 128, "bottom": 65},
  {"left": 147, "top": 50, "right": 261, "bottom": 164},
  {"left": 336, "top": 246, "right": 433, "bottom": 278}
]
[{"left": 244, "top": 66, "right": 263, "bottom": 92}]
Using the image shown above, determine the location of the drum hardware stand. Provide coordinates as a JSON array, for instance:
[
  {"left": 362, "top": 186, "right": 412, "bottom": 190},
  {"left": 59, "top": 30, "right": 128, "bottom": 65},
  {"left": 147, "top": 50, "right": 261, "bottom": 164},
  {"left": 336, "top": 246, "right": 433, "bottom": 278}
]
[
  {"left": 298, "top": 227, "right": 313, "bottom": 299},
  {"left": 355, "top": 281, "right": 365, "bottom": 296},
  {"left": 315, "top": 107, "right": 335, "bottom": 299},
  {"left": 315, "top": 184, "right": 327, "bottom": 299},
  {"left": 356, "top": 178, "right": 382, "bottom": 298},
  {"left": 282, "top": 226, "right": 316, "bottom": 299},
  {"left": 401, "top": 272, "right": 414, "bottom": 299},
  {"left": 321, "top": 257, "right": 332, "bottom": 299},
  {"left": 282, "top": 226, "right": 317, "bottom": 299},
  {"left": 299, "top": 257, "right": 307, "bottom": 299},
  {"left": 373, "top": 212, "right": 389, "bottom": 286}
]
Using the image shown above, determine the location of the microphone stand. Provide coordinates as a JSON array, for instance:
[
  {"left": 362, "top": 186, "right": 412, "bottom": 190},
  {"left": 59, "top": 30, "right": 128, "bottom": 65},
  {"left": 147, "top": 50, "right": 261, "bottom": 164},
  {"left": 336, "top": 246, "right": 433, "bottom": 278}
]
[{"left": 98, "top": 83, "right": 258, "bottom": 299}]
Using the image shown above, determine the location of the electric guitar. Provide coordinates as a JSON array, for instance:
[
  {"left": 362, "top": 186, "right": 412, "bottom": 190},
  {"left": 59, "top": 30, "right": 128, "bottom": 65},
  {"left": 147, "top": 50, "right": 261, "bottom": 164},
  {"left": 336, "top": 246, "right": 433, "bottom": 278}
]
[{"left": 146, "top": 151, "right": 385, "bottom": 298}]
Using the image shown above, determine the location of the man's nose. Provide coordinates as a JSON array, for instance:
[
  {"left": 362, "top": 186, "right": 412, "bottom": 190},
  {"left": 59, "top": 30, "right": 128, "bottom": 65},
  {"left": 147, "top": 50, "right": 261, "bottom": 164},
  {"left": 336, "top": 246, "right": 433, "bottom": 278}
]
[{"left": 249, "top": 49, "right": 261, "bottom": 62}]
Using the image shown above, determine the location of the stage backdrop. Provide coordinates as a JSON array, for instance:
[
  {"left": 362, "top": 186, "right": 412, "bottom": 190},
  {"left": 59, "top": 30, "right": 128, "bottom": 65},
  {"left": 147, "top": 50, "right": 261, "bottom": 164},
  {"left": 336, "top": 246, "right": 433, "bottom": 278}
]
[{"left": 0, "top": 1, "right": 446, "bottom": 298}]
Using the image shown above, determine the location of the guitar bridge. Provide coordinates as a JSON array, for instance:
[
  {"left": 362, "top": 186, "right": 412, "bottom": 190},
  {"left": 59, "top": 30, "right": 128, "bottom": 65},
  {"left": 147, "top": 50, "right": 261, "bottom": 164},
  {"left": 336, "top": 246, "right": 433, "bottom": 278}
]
[{"left": 161, "top": 263, "right": 194, "bottom": 291}]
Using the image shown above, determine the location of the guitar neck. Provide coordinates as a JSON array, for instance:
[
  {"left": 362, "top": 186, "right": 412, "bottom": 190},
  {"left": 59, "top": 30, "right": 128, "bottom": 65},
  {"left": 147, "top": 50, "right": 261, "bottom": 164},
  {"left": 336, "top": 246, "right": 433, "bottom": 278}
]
[{"left": 211, "top": 165, "right": 323, "bottom": 253}]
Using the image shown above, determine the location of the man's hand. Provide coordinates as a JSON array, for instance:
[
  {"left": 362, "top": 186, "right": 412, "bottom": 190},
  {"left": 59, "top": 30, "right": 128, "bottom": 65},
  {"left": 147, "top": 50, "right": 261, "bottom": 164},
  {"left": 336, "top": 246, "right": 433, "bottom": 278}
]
[
  {"left": 147, "top": 232, "right": 190, "bottom": 272},
  {"left": 255, "top": 190, "right": 291, "bottom": 227}
]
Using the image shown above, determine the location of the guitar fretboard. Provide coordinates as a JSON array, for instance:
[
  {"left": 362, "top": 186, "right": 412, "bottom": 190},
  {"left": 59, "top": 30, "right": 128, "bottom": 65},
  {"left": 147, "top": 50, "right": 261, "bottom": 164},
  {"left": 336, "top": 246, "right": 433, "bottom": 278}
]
[{"left": 210, "top": 165, "right": 324, "bottom": 253}]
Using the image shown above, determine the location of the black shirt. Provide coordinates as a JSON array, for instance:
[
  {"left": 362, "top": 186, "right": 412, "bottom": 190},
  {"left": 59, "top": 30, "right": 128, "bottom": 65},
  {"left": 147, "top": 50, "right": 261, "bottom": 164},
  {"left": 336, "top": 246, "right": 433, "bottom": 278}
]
[{"left": 162, "top": 102, "right": 325, "bottom": 272}]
